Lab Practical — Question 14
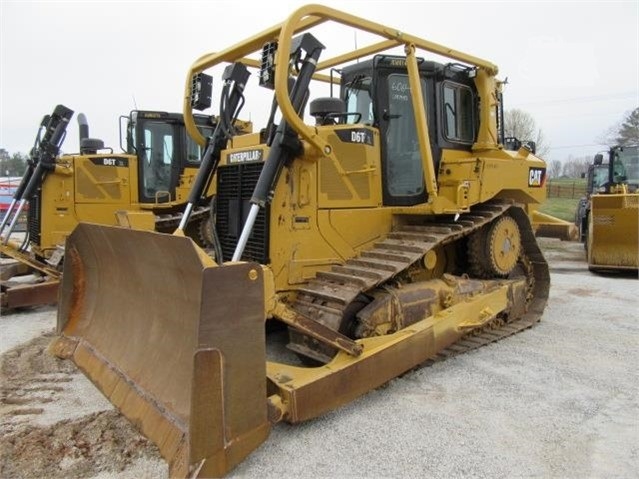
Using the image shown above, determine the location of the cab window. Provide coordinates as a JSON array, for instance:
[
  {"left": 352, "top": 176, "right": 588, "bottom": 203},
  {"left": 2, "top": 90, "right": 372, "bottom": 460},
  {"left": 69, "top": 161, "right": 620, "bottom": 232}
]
[
  {"left": 185, "top": 126, "right": 214, "bottom": 163},
  {"left": 344, "top": 76, "right": 374, "bottom": 124},
  {"left": 442, "top": 82, "right": 474, "bottom": 143}
]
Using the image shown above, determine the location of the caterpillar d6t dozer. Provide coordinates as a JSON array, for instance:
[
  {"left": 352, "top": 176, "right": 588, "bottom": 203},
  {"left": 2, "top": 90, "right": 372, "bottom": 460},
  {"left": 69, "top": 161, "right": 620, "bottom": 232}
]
[
  {"left": 0, "top": 105, "right": 234, "bottom": 309},
  {"left": 52, "top": 5, "right": 550, "bottom": 477},
  {"left": 586, "top": 145, "right": 639, "bottom": 272}
]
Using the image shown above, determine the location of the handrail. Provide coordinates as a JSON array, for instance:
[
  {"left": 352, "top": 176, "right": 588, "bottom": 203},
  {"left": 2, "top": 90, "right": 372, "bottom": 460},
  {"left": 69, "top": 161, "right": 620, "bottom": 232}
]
[{"left": 182, "top": 3, "right": 499, "bottom": 152}]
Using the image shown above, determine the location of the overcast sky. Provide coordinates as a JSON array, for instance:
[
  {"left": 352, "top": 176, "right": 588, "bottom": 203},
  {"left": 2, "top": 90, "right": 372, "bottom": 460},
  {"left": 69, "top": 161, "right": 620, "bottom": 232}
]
[{"left": 1, "top": 1, "right": 637, "bottom": 164}]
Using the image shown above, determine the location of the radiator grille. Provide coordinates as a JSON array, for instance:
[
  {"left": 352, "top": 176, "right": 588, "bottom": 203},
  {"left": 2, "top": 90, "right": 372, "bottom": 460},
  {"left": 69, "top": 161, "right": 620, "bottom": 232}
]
[
  {"left": 27, "top": 193, "right": 41, "bottom": 246},
  {"left": 216, "top": 163, "right": 269, "bottom": 263}
]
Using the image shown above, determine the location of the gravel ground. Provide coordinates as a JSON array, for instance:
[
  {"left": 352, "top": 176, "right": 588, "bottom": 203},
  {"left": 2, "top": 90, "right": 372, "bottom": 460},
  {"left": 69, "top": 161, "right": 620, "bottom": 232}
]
[{"left": 1, "top": 238, "right": 637, "bottom": 478}]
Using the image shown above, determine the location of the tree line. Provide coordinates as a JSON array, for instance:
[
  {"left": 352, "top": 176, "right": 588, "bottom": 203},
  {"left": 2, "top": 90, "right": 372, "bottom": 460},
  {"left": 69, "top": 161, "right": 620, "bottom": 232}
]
[
  {"left": 506, "top": 106, "right": 638, "bottom": 179},
  {"left": 0, "top": 149, "right": 28, "bottom": 177},
  {"left": 548, "top": 156, "right": 592, "bottom": 179}
]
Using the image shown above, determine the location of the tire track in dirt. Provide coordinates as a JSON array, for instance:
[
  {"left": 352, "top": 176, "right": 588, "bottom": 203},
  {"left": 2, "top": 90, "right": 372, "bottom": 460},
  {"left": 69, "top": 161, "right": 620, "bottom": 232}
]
[{"left": 0, "top": 331, "right": 163, "bottom": 478}]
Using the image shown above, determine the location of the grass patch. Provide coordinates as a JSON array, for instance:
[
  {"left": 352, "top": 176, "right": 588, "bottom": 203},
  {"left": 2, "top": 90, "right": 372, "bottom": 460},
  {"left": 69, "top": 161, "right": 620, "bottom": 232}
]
[
  {"left": 545, "top": 178, "right": 587, "bottom": 200},
  {"left": 539, "top": 197, "right": 580, "bottom": 222}
]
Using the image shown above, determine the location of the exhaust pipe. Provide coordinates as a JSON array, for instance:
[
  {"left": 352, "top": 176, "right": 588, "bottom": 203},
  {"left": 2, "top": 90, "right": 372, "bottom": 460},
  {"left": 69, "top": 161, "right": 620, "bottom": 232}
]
[
  {"left": 77, "top": 113, "right": 104, "bottom": 154},
  {"left": 78, "top": 113, "right": 90, "bottom": 144}
]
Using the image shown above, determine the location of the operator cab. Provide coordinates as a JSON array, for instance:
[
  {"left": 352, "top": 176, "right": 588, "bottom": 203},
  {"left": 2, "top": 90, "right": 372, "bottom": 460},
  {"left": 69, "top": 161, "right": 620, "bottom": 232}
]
[
  {"left": 125, "top": 111, "right": 215, "bottom": 203},
  {"left": 610, "top": 145, "right": 639, "bottom": 192},
  {"left": 340, "top": 56, "right": 479, "bottom": 206}
]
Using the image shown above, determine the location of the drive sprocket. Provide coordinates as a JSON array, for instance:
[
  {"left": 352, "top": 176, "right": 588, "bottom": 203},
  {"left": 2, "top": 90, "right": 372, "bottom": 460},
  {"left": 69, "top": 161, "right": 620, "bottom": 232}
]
[{"left": 468, "top": 214, "right": 521, "bottom": 278}]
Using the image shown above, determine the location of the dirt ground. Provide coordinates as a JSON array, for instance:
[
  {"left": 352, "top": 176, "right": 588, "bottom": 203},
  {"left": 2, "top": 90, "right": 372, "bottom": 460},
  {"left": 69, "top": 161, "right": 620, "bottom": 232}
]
[
  {"left": 0, "top": 330, "right": 165, "bottom": 479},
  {"left": 0, "top": 238, "right": 637, "bottom": 478}
]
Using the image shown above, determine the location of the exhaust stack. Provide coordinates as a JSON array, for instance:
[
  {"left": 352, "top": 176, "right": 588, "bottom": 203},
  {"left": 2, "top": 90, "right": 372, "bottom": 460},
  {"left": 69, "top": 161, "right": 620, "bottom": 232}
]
[{"left": 77, "top": 113, "right": 104, "bottom": 154}]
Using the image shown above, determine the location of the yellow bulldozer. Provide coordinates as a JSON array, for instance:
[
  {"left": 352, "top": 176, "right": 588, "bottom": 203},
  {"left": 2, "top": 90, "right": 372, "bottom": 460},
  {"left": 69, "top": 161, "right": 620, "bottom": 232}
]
[
  {"left": 0, "top": 104, "right": 237, "bottom": 308},
  {"left": 584, "top": 145, "right": 639, "bottom": 272},
  {"left": 51, "top": 5, "right": 550, "bottom": 477}
]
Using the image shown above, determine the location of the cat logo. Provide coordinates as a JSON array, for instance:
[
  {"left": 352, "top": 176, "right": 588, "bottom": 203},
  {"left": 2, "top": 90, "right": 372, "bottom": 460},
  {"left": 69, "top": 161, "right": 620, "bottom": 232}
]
[{"left": 528, "top": 167, "right": 546, "bottom": 187}]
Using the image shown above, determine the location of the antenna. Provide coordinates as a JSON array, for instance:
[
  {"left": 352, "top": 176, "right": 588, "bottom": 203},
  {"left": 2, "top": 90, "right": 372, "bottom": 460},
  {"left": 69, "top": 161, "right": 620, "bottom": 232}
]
[
  {"left": 132, "top": 94, "right": 138, "bottom": 110},
  {"left": 354, "top": 31, "right": 359, "bottom": 63}
]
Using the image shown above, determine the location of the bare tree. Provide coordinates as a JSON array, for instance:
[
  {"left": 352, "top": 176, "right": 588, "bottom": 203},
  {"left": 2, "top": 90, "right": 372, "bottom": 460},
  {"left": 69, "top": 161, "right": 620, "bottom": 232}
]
[
  {"left": 504, "top": 109, "right": 550, "bottom": 158},
  {"left": 561, "top": 155, "right": 591, "bottom": 178},
  {"left": 597, "top": 122, "right": 621, "bottom": 147},
  {"left": 548, "top": 159, "right": 562, "bottom": 179}
]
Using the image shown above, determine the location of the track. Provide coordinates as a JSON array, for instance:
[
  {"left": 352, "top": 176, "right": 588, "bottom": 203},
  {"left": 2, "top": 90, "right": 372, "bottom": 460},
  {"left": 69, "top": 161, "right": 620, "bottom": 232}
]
[{"left": 288, "top": 199, "right": 550, "bottom": 363}]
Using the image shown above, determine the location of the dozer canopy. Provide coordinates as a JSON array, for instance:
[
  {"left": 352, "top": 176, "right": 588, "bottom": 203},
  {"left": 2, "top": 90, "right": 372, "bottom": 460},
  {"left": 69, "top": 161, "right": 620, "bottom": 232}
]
[{"left": 52, "top": 223, "right": 270, "bottom": 477}]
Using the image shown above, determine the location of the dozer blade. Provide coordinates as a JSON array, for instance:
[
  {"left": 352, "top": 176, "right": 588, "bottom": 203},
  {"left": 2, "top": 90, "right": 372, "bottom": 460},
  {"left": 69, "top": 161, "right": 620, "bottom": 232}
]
[
  {"left": 588, "top": 194, "right": 639, "bottom": 271},
  {"left": 531, "top": 210, "right": 578, "bottom": 241},
  {"left": 50, "top": 223, "right": 270, "bottom": 478}
]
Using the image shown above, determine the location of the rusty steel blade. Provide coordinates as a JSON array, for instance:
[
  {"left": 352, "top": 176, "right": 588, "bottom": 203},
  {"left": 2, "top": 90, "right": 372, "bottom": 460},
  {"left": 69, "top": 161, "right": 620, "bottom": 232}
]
[{"left": 52, "top": 224, "right": 269, "bottom": 477}]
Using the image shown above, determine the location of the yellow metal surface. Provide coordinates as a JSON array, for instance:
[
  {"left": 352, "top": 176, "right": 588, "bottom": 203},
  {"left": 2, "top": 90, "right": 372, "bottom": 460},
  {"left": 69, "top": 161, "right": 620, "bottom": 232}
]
[
  {"left": 472, "top": 68, "right": 500, "bottom": 151},
  {"left": 393, "top": 149, "right": 546, "bottom": 216},
  {"left": 248, "top": 126, "right": 544, "bottom": 292},
  {"left": 0, "top": 241, "right": 60, "bottom": 278},
  {"left": 532, "top": 210, "right": 578, "bottom": 241},
  {"left": 17, "top": 148, "right": 218, "bottom": 259},
  {"left": 114, "top": 210, "right": 156, "bottom": 230},
  {"left": 405, "top": 43, "right": 438, "bottom": 197},
  {"left": 487, "top": 215, "right": 522, "bottom": 275},
  {"left": 315, "top": 125, "right": 381, "bottom": 208},
  {"left": 588, "top": 193, "right": 639, "bottom": 270},
  {"left": 175, "top": 165, "right": 206, "bottom": 203}
]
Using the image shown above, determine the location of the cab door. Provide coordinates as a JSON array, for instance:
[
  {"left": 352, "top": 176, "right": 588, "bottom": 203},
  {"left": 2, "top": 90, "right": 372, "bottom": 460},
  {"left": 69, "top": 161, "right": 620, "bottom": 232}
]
[
  {"left": 373, "top": 60, "right": 438, "bottom": 207},
  {"left": 135, "top": 120, "right": 180, "bottom": 204}
]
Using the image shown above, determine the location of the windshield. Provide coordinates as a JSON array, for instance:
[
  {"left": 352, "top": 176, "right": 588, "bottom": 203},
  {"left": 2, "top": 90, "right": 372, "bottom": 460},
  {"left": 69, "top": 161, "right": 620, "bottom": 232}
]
[
  {"left": 612, "top": 145, "right": 639, "bottom": 190},
  {"left": 592, "top": 165, "right": 609, "bottom": 191}
]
